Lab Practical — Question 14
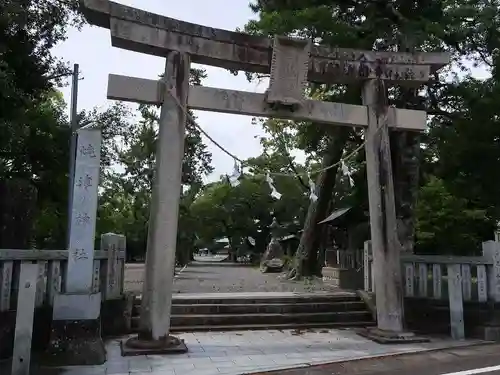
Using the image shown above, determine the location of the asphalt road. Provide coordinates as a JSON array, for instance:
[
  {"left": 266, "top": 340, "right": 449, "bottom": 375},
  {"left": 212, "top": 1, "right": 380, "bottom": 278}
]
[{"left": 253, "top": 343, "right": 500, "bottom": 375}]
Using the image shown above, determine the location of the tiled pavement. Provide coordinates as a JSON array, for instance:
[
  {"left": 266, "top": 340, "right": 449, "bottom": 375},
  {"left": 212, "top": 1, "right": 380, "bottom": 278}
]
[{"left": 46, "top": 329, "right": 485, "bottom": 375}]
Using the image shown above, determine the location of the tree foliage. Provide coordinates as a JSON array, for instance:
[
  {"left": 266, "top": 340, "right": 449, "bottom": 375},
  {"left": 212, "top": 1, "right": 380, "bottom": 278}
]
[
  {"left": 190, "top": 152, "right": 308, "bottom": 259},
  {"left": 2, "top": 0, "right": 500, "bottom": 271},
  {"left": 241, "top": 0, "right": 500, "bottom": 266}
]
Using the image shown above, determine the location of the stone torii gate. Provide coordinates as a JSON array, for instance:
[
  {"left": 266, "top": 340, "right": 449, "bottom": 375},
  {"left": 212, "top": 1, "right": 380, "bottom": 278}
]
[{"left": 82, "top": 0, "right": 449, "bottom": 353}]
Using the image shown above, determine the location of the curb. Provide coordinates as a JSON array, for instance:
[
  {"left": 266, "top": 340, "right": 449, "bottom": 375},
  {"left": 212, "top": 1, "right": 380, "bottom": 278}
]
[{"left": 246, "top": 341, "right": 498, "bottom": 375}]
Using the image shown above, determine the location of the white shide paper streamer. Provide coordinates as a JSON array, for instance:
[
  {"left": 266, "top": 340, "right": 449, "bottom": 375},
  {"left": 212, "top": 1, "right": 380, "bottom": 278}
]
[
  {"left": 266, "top": 173, "right": 282, "bottom": 200},
  {"left": 228, "top": 162, "right": 241, "bottom": 187},
  {"left": 341, "top": 160, "right": 354, "bottom": 187},
  {"left": 308, "top": 174, "right": 318, "bottom": 202}
]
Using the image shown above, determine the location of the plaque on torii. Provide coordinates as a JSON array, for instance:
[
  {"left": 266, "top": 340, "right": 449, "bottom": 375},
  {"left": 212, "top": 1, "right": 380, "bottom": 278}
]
[
  {"left": 81, "top": 0, "right": 450, "bottom": 351},
  {"left": 266, "top": 36, "right": 311, "bottom": 110}
]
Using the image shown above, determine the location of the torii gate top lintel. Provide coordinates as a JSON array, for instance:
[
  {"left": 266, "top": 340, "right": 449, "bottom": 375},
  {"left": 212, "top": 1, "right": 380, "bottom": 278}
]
[{"left": 81, "top": 0, "right": 450, "bottom": 86}]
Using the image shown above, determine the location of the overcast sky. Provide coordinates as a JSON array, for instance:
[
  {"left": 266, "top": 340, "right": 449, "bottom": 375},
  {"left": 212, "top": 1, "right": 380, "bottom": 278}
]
[
  {"left": 53, "top": 0, "right": 268, "bottom": 182},
  {"left": 53, "top": 0, "right": 490, "bottom": 183}
]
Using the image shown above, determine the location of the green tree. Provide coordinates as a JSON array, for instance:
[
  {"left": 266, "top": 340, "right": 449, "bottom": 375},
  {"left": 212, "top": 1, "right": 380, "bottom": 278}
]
[
  {"left": 190, "top": 152, "right": 309, "bottom": 261},
  {"left": 416, "top": 177, "right": 487, "bottom": 255},
  {"left": 97, "top": 68, "right": 213, "bottom": 261},
  {"left": 243, "top": 0, "right": 500, "bottom": 266}
]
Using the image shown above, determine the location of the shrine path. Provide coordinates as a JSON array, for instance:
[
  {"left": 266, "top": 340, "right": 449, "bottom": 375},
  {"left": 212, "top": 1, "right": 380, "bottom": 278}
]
[{"left": 124, "top": 258, "right": 340, "bottom": 294}]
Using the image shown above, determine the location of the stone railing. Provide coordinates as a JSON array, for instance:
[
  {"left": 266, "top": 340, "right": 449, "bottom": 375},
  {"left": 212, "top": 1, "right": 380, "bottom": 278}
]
[
  {"left": 324, "top": 248, "right": 364, "bottom": 269},
  {"left": 0, "top": 233, "right": 126, "bottom": 312},
  {"left": 322, "top": 248, "right": 365, "bottom": 289},
  {"left": 363, "top": 240, "right": 500, "bottom": 339},
  {"left": 0, "top": 233, "right": 127, "bottom": 370}
]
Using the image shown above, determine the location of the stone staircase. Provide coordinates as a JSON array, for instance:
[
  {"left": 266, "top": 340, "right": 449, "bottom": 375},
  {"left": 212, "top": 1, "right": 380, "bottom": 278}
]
[{"left": 130, "top": 292, "right": 375, "bottom": 332}]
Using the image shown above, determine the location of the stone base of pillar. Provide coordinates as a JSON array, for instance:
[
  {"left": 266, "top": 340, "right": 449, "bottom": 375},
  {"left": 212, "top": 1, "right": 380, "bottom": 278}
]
[
  {"left": 101, "top": 297, "right": 131, "bottom": 336},
  {"left": 121, "top": 334, "right": 188, "bottom": 356},
  {"left": 357, "top": 327, "right": 430, "bottom": 344},
  {"left": 475, "top": 311, "right": 500, "bottom": 341},
  {"left": 475, "top": 324, "right": 500, "bottom": 341},
  {"left": 43, "top": 292, "right": 106, "bottom": 366}
]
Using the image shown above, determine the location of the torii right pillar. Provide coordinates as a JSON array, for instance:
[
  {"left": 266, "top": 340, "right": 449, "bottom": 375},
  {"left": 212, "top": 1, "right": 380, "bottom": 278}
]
[{"left": 360, "top": 75, "right": 431, "bottom": 343}]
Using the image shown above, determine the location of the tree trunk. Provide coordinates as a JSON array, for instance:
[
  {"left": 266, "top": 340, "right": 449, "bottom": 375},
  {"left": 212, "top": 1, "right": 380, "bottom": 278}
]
[
  {"left": 391, "top": 37, "right": 420, "bottom": 254},
  {"left": 390, "top": 131, "right": 420, "bottom": 253},
  {"left": 288, "top": 128, "right": 349, "bottom": 279}
]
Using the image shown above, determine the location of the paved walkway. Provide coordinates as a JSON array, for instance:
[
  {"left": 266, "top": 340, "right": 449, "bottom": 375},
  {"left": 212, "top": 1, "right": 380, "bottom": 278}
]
[
  {"left": 36, "top": 329, "right": 485, "bottom": 375},
  {"left": 125, "top": 260, "right": 341, "bottom": 294}
]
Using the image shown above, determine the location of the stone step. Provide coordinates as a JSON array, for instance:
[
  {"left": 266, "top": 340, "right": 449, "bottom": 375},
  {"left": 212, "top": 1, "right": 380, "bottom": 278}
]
[
  {"left": 132, "top": 301, "right": 367, "bottom": 315},
  {"left": 131, "top": 310, "right": 372, "bottom": 329},
  {"left": 130, "top": 319, "right": 375, "bottom": 332},
  {"left": 133, "top": 292, "right": 360, "bottom": 306},
  {"left": 173, "top": 310, "right": 372, "bottom": 326},
  {"left": 129, "top": 292, "right": 374, "bottom": 332}
]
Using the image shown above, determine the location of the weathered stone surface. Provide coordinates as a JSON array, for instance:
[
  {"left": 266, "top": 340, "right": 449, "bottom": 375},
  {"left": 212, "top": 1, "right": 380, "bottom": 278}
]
[
  {"left": 82, "top": 0, "right": 450, "bottom": 77},
  {"left": 108, "top": 17, "right": 433, "bottom": 85},
  {"left": 11, "top": 262, "right": 38, "bottom": 375},
  {"left": 44, "top": 319, "right": 105, "bottom": 366},
  {"left": 121, "top": 335, "right": 188, "bottom": 356},
  {"left": 1, "top": 301, "right": 130, "bottom": 362},
  {"left": 357, "top": 327, "right": 430, "bottom": 344},
  {"left": 363, "top": 79, "right": 404, "bottom": 333},
  {"left": 66, "top": 128, "right": 101, "bottom": 294},
  {"left": 322, "top": 267, "right": 363, "bottom": 290},
  {"left": 267, "top": 35, "right": 310, "bottom": 107},
  {"left": 107, "top": 74, "right": 428, "bottom": 131},
  {"left": 309, "top": 59, "right": 430, "bottom": 84},
  {"left": 53, "top": 292, "right": 101, "bottom": 321},
  {"left": 260, "top": 219, "right": 285, "bottom": 273},
  {"left": 101, "top": 298, "right": 129, "bottom": 336}
]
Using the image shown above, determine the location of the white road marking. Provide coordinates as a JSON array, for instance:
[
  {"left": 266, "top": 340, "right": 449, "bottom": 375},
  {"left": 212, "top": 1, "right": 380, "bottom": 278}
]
[{"left": 441, "top": 365, "right": 500, "bottom": 375}]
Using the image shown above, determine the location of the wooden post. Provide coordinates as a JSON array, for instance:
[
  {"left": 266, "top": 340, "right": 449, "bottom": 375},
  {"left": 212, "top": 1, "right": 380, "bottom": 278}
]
[
  {"left": 362, "top": 79, "right": 404, "bottom": 333},
  {"left": 139, "top": 51, "right": 190, "bottom": 342},
  {"left": 11, "top": 262, "right": 38, "bottom": 375}
]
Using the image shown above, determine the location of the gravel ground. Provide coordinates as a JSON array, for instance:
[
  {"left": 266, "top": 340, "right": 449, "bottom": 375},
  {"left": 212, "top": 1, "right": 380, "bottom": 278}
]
[{"left": 124, "top": 260, "right": 340, "bottom": 294}]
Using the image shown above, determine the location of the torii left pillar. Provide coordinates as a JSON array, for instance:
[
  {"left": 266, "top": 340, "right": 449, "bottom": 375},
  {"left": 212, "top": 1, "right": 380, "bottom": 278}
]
[{"left": 122, "top": 51, "right": 189, "bottom": 355}]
